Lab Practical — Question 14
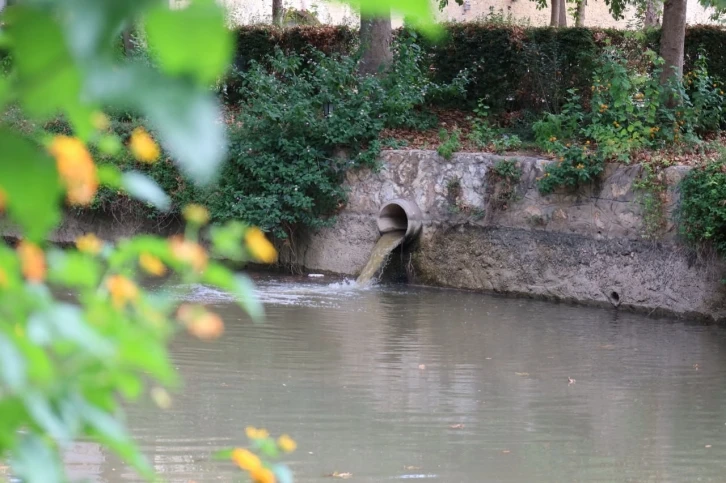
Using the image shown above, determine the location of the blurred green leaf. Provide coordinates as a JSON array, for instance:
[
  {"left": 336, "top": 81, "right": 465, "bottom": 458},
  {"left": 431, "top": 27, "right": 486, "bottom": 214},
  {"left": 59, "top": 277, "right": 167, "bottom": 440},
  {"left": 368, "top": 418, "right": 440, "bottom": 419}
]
[
  {"left": 0, "top": 129, "right": 62, "bottom": 241},
  {"left": 23, "top": 392, "right": 73, "bottom": 443},
  {"left": 211, "top": 448, "right": 234, "bottom": 460},
  {"left": 80, "top": 399, "right": 155, "bottom": 480},
  {"left": 34, "top": 304, "right": 114, "bottom": 358},
  {"left": 202, "top": 264, "right": 264, "bottom": 321},
  {"left": 0, "top": 77, "right": 9, "bottom": 111},
  {"left": 145, "top": 0, "right": 233, "bottom": 84},
  {"left": 108, "top": 235, "right": 171, "bottom": 270},
  {"left": 115, "top": 371, "right": 143, "bottom": 401},
  {"left": 98, "top": 163, "right": 123, "bottom": 188},
  {"left": 122, "top": 171, "right": 171, "bottom": 211},
  {"left": 119, "top": 334, "right": 176, "bottom": 385},
  {"left": 86, "top": 65, "right": 227, "bottom": 185},
  {"left": 7, "top": 7, "right": 82, "bottom": 118},
  {"left": 210, "top": 221, "right": 246, "bottom": 261},
  {"left": 47, "top": 249, "right": 101, "bottom": 289},
  {"left": 274, "top": 464, "right": 295, "bottom": 483},
  {"left": 0, "top": 332, "right": 26, "bottom": 391},
  {"left": 10, "top": 434, "right": 63, "bottom": 483},
  {"left": 350, "top": 0, "right": 438, "bottom": 35}
]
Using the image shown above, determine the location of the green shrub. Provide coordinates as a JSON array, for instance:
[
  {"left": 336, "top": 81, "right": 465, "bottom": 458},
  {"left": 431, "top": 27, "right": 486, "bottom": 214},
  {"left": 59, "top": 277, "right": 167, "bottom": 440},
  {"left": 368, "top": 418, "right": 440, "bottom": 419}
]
[
  {"left": 437, "top": 128, "right": 462, "bottom": 160},
  {"left": 679, "top": 159, "right": 726, "bottom": 254},
  {"left": 213, "top": 37, "right": 466, "bottom": 238},
  {"left": 538, "top": 143, "right": 605, "bottom": 194}
]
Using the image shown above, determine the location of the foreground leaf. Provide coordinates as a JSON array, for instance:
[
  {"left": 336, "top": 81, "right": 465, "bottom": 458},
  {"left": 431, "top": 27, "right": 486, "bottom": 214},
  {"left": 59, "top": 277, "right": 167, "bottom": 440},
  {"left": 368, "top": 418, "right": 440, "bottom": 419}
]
[{"left": 0, "top": 129, "right": 62, "bottom": 241}]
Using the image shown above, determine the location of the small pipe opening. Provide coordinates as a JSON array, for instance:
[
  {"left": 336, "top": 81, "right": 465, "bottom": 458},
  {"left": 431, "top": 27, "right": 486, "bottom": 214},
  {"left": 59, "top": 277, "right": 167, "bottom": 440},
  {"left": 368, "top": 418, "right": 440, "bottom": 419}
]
[
  {"left": 610, "top": 291, "right": 620, "bottom": 302},
  {"left": 378, "top": 204, "right": 409, "bottom": 233},
  {"left": 377, "top": 199, "right": 423, "bottom": 242}
]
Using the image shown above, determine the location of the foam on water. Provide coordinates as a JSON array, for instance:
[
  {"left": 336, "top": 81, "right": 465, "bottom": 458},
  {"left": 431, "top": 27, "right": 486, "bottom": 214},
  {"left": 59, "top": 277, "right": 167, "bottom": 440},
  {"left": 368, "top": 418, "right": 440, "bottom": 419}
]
[{"left": 163, "top": 277, "right": 378, "bottom": 309}]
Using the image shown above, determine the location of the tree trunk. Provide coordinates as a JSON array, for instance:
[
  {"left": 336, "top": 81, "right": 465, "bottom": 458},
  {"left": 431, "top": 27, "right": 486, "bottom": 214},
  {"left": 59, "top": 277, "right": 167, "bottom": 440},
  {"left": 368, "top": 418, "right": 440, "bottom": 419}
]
[
  {"left": 272, "top": 0, "right": 283, "bottom": 26},
  {"left": 550, "top": 0, "right": 560, "bottom": 26},
  {"left": 644, "top": 0, "right": 660, "bottom": 28},
  {"left": 659, "top": 0, "right": 686, "bottom": 86},
  {"left": 359, "top": 12, "right": 392, "bottom": 76},
  {"left": 559, "top": 0, "right": 568, "bottom": 26},
  {"left": 575, "top": 0, "right": 585, "bottom": 26}
]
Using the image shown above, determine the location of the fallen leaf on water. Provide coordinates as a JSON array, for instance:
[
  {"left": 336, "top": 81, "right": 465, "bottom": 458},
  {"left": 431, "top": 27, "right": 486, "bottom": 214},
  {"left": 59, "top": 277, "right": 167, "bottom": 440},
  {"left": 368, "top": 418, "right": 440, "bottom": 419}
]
[
  {"left": 501, "top": 450, "right": 511, "bottom": 454},
  {"left": 515, "top": 372, "right": 530, "bottom": 377},
  {"left": 418, "top": 364, "right": 426, "bottom": 370},
  {"left": 599, "top": 344, "right": 615, "bottom": 350},
  {"left": 325, "top": 472, "right": 353, "bottom": 479},
  {"left": 449, "top": 423, "right": 465, "bottom": 429},
  {"left": 705, "top": 444, "right": 712, "bottom": 448},
  {"left": 404, "top": 466, "right": 421, "bottom": 471},
  {"left": 568, "top": 377, "right": 576, "bottom": 385}
]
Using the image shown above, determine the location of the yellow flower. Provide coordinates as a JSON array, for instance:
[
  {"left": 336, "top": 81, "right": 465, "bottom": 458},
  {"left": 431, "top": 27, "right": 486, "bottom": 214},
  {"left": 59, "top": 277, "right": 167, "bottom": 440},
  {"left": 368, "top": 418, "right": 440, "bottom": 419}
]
[
  {"left": 246, "top": 426, "right": 270, "bottom": 440},
  {"left": 17, "top": 242, "right": 46, "bottom": 283},
  {"left": 49, "top": 136, "right": 98, "bottom": 205},
  {"left": 139, "top": 253, "right": 166, "bottom": 276},
  {"left": 231, "top": 448, "right": 262, "bottom": 472},
  {"left": 91, "top": 111, "right": 110, "bottom": 131},
  {"left": 169, "top": 236, "right": 208, "bottom": 272},
  {"left": 129, "top": 127, "right": 160, "bottom": 163},
  {"left": 182, "top": 204, "right": 210, "bottom": 225},
  {"left": 245, "top": 228, "right": 277, "bottom": 264},
  {"left": 106, "top": 275, "right": 139, "bottom": 308},
  {"left": 278, "top": 434, "right": 297, "bottom": 453},
  {"left": 250, "top": 466, "right": 276, "bottom": 483},
  {"left": 576, "top": 164, "right": 585, "bottom": 170},
  {"left": 549, "top": 136, "right": 557, "bottom": 142},
  {"left": 76, "top": 233, "right": 103, "bottom": 255}
]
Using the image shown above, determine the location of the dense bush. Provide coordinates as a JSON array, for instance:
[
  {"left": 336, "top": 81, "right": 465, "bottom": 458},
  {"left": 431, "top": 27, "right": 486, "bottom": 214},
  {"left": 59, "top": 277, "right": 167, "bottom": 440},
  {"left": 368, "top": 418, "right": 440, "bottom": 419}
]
[
  {"left": 210, "top": 35, "right": 467, "bottom": 238},
  {"left": 533, "top": 47, "right": 724, "bottom": 192},
  {"left": 228, "top": 24, "right": 726, "bottom": 114},
  {"left": 679, "top": 159, "right": 726, "bottom": 254}
]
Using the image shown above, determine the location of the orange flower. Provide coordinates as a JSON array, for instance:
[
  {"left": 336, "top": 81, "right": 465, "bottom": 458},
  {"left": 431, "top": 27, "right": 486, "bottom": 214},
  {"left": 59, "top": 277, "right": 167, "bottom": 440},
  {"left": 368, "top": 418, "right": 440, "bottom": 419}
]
[
  {"left": 49, "top": 136, "right": 98, "bottom": 205},
  {"left": 182, "top": 204, "right": 210, "bottom": 225},
  {"left": 17, "top": 242, "right": 45, "bottom": 283},
  {"left": 139, "top": 253, "right": 166, "bottom": 276},
  {"left": 278, "top": 434, "right": 297, "bottom": 453},
  {"left": 245, "top": 228, "right": 277, "bottom": 264},
  {"left": 76, "top": 233, "right": 103, "bottom": 255},
  {"left": 176, "top": 304, "right": 224, "bottom": 340},
  {"left": 231, "top": 448, "right": 262, "bottom": 472},
  {"left": 187, "top": 312, "right": 224, "bottom": 340},
  {"left": 106, "top": 275, "right": 139, "bottom": 308},
  {"left": 246, "top": 426, "right": 270, "bottom": 440},
  {"left": 129, "top": 127, "right": 160, "bottom": 163},
  {"left": 250, "top": 466, "right": 276, "bottom": 483},
  {"left": 169, "top": 236, "right": 208, "bottom": 272},
  {"left": 0, "top": 188, "right": 7, "bottom": 212}
]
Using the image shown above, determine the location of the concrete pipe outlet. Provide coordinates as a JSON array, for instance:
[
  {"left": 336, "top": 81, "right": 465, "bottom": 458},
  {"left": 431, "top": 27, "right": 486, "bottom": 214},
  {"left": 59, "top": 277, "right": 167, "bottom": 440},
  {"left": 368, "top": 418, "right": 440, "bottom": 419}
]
[{"left": 376, "top": 199, "right": 423, "bottom": 242}]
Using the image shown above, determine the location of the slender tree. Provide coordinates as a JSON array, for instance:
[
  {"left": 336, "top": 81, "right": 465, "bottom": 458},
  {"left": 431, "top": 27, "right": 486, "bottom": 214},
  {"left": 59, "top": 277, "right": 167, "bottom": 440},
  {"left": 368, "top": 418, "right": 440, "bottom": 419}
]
[
  {"left": 575, "top": 0, "right": 586, "bottom": 26},
  {"left": 272, "top": 0, "right": 283, "bottom": 26},
  {"left": 659, "top": 0, "right": 687, "bottom": 85},
  {"left": 558, "top": 0, "right": 568, "bottom": 25},
  {"left": 359, "top": 10, "right": 392, "bottom": 76},
  {"left": 550, "top": 0, "right": 561, "bottom": 24}
]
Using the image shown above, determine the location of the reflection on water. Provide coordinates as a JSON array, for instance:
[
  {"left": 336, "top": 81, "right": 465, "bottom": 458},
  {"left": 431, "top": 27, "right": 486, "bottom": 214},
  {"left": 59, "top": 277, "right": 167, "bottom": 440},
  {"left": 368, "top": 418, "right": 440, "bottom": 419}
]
[{"left": 67, "top": 276, "right": 726, "bottom": 482}]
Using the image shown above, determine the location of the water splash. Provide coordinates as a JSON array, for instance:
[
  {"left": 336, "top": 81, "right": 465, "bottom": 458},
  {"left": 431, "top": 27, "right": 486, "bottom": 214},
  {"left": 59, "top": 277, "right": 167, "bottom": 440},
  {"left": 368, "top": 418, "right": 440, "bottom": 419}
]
[{"left": 356, "top": 230, "right": 406, "bottom": 285}]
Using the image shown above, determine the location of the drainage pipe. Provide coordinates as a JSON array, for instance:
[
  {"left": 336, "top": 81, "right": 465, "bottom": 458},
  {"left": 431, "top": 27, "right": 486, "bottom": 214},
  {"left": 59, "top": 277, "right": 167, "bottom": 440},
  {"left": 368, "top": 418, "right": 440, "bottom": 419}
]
[{"left": 377, "top": 199, "right": 423, "bottom": 242}]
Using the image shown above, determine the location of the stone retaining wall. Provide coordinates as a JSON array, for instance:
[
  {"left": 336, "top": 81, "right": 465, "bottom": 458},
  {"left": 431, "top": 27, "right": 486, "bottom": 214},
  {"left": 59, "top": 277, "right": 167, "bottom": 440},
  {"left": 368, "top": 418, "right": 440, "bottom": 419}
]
[{"left": 286, "top": 150, "right": 726, "bottom": 321}]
